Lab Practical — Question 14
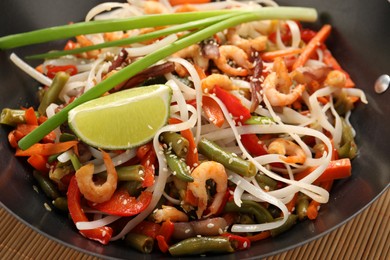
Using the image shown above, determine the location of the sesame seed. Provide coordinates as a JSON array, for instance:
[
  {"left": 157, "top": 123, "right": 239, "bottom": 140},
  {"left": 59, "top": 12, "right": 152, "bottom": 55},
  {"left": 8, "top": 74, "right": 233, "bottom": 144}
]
[
  {"left": 218, "top": 228, "right": 223, "bottom": 234},
  {"left": 207, "top": 223, "right": 215, "bottom": 228},
  {"left": 33, "top": 185, "right": 39, "bottom": 193},
  {"left": 44, "top": 203, "right": 52, "bottom": 211},
  {"left": 102, "top": 230, "right": 107, "bottom": 237},
  {"left": 243, "top": 241, "right": 248, "bottom": 248},
  {"left": 185, "top": 229, "right": 191, "bottom": 233},
  {"left": 228, "top": 158, "right": 233, "bottom": 164}
]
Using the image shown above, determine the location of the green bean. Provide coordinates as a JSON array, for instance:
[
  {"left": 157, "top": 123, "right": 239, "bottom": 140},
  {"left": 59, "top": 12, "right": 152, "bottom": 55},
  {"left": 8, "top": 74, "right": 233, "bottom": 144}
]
[
  {"left": 165, "top": 151, "right": 193, "bottom": 182},
  {"left": 47, "top": 153, "right": 60, "bottom": 163},
  {"left": 161, "top": 131, "right": 189, "bottom": 158},
  {"left": 33, "top": 171, "right": 61, "bottom": 200},
  {"left": 270, "top": 214, "right": 298, "bottom": 237},
  {"left": 59, "top": 133, "right": 77, "bottom": 142},
  {"left": 0, "top": 108, "right": 39, "bottom": 126},
  {"left": 223, "top": 200, "right": 273, "bottom": 224},
  {"left": 255, "top": 173, "right": 278, "bottom": 191},
  {"left": 38, "top": 71, "right": 69, "bottom": 116},
  {"left": 245, "top": 115, "right": 274, "bottom": 125},
  {"left": 98, "top": 165, "right": 145, "bottom": 182},
  {"left": 121, "top": 181, "right": 142, "bottom": 197},
  {"left": 168, "top": 236, "right": 234, "bottom": 256},
  {"left": 337, "top": 118, "right": 357, "bottom": 159},
  {"left": 124, "top": 233, "right": 154, "bottom": 254},
  {"left": 69, "top": 152, "right": 82, "bottom": 171},
  {"left": 296, "top": 192, "right": 309, "bottom": 220},
  {"left": 334, "top": 91, "right": 354, "bottom": 115},
  {"left": 52, "top": 197, "right": 68, "bottom": 212},
  {"left": 198, "top": 138, "right": 257, "bottom": 177}
]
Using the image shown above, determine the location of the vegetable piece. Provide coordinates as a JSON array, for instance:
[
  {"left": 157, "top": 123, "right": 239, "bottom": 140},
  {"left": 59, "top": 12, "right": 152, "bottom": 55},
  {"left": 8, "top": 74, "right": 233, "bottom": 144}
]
[
  {"left": 33, "top": 170, "right": 61, "bottom": 199},
  {"left": 247, "top": 231, "right": 271, "bottom": 242},
  {"left": 28, "top": 154, "right": 49, "bottom": 173},
  {"left": 172, "top": 217, "right": 228, "bottom": 240},
  {"left": 221, "top": 233, "right": 251, "bottom": 251},
  {"left": 164, "top": 150, "right": 194, "bottom": 182},
  {"left": 337, "top": 118, "right": 358, "bottom": 159},
  {"left": 156, "top": 219, "right": 175, "bottom": 253},
  {"left": 169, "top": 0, "right": 211, "bottom": 6},
  {"left": 1, "top": 108, "right": 38, "bottom": 126},
  {"left": 224, "top": 200, "right": 274, "bottom": 224},
  {"left": 140, "top": 147, "right": 156, "bottom": 188},
  {"left": 261, "top": 48, "right": 303, "bottom": 62},
  {"left": 323, "top": 48, "right": 355, "bottom": 88},
  {"left": 46, "top": 65, "right": 77, "bottom": 78},
  {"left": 67, "top": 176, "right": 113, "bottom": 244},
  {"left": 132, "top": 221, "right": 161, "bottom": 239},
  {"left": 25, "top": 107, "right": 38, "bottom": 125},
  {"left": 125, "top": 233, "right": 154, "bottom": 254},
  {"left": 270, "top": 214, "right": 298, "bottom": 237},
  {"left": 202, "top": 95, "right": 225, "bottom": 127},
  {"left": 52, "top": 197, "right": 68, "bottom": 212},
  {"left": 213, "top": 86, "right": 251, "bottom": 123},
  {"left": 198, "top": 138, "right": 257, "bottom": 177},
  {"left": 98, "top": 165, "right": 145, "bottom": 182},
  {"left": 307, "top": 180, "right": 333, "bottom": 220},
  {"left": 168, "top": 236, "right": 234, "bottom": 256},
  {"left": 296, "top": 192, "right": 310, "bottom": 220},
  {"left": 292, "top": 24, "right": 332, "bottom": 70},
  {"left": 161, "top": 131, "right": 189, "bottom": 158},
  {"left": 88, "top": 189, "right": 153, "bottom": 217},
  {"left": 15, "top": 141, "right": 78, "bottom": 156},
  {"left": 17, "top": 7, "right": 318, "bottom": 150},
  {"left": 38, "top": 71, "right": 70, "bottom": 115},
  {"left": 294, "top": 158, "right": 351, "bottom": 183},
  {"left": 169, "top": 118, "right": 199, "bottom": 168},
  {"left": 240, "top": 134, "right": 268, "bottom": 157},
  {"left": 255, "top": 173, "right": 278, "bottom": 191}
]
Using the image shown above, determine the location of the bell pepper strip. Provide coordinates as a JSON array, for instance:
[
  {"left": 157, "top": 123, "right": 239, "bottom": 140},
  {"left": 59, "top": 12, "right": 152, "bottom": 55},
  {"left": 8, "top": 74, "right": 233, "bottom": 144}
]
[
  {"left": 202, "top": 95, "right": 225, "bottom": 128},
  {"left": 294, "top": 158, "right": 351, "bottom": 183},
  {"left": 132, "top": 221, "right": 161, "bottom": 239},
  {"left": 221, "top": 233, "right": 251, "bottom": 251},
  {"left": 136, "top": 142, "right": 153, "bottom": 160},
  {"left": 169, "top": 0, "right": 211, "bottom": 6},
  {"left": 156, "top": 219, "right": 175, "bottom": 253},
  {"left": 64, "top": 40, "right": 78, "bottom": 51},
  {"left": 306, "top": 180, "right": 333, "bottom": 220},
  {"left": 15, "top": 140, "right": 78, "bottom": 156},
  {"left": 213, "top": 86, "right": 251, "bottom": 123},
  {"left": 8, "top": 130, "right": 24, "bottom": 148},
  {"left": 285, "top": 192, "right": 298, "bottom": 213},
  {"left": 67, "top": 176, "right": 113, "bottom": 244},
  {"left": 46, "top": 64, "right": 78, "bottom": 79},
  {"left": 88, "top": 189, "right": 153, "bottom": 216},
  {"left": 16, "top": 124, "right": 56, "bottom": 143},
  {"left": 292, "top": 24, "right": 332, "bottom": 70},
  {"left": 300, "top": 29, "right": 317, "bottom": 43},
  {"left": 247, "top": 231, "right": 271, "bottom": 242},
  {"left": 27, "top": 154, "right": 49, "bottom": 173},
  {"left": 140, "top": 148, "right": 156, "bottom": 188},
  {"left": 169, "top": 118, "right": 199, "bottom": 168},
  {"left": 24, "top": 107, "right": 38, "bottom": 125},
  {"left": 240, "top": 134, "right": 268, "bottom": 157}
]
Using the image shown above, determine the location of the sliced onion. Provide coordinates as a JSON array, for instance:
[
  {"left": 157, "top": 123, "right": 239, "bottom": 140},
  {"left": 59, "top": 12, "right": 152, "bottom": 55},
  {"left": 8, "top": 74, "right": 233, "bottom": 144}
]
[{"left": 76, "top": 215, "right": 121, "bottom": 230}]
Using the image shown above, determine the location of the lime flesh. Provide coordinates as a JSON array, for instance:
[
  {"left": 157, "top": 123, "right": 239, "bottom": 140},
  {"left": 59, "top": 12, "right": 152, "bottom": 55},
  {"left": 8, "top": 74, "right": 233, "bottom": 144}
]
[{"left": 68, "top": 84, "right": 172, "bottom": 149}]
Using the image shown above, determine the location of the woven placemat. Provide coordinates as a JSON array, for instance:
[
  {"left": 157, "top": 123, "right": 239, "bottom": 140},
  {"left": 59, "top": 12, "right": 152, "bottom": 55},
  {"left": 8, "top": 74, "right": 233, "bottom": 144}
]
[{"left": 1, "top": 188, "right": 389, "bottom": 260}]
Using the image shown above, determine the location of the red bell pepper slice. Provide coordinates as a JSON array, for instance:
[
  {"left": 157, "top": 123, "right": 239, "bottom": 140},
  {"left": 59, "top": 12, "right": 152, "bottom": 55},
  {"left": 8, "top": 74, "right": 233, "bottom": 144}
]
[
  {"left": 140, "top": 149, "right": 156, "bottom": 188},
  {"left": 213, "top": 86, "right": 251, "bottom": 123},
  {"left": 88, "top": 189, "right": 153, "bottom": 217},
  {"left": 46, "top": 64, "right": 78, "bottom": 79},
  {"left": 27, "top": 154, "right": 49, "bottom": 173},
  {"left": 240, "top": 134, "right": 268, "bottom": 157},
  {"left": 132, "top": 221, "right": 161, "bottom": 239},
  {"left": 156, "top": 219, "right": 175, "bottom": 253},
  {"left": 221, "top": 233, "right": 251, "bottom": 251},
  {"left": 67, "top": 176, "right": 113, "bottom": 244}
]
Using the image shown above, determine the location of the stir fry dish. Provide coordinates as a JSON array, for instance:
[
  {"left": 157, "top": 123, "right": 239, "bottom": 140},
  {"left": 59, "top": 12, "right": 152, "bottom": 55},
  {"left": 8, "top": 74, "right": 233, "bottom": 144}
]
[{"left": 0, "top": 0, "right": 368, "bottom": 256}]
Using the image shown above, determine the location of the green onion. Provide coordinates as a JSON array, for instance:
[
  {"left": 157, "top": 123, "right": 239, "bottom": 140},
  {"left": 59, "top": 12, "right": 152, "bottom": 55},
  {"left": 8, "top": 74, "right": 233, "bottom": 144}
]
[
  {"left": 14, "top": 7, "right": 317, "bottom": 150},
  {"left": 0, "top": 10, "right": 239, "bottom": 50}
]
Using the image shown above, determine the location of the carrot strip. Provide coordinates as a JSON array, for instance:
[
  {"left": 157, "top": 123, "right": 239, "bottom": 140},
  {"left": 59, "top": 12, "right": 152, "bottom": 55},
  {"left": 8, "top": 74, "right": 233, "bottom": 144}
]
[
  {"left": 25, "top": 107, "right": 38, "bottom": 125},
  {"left": 169, "top": 0, "right": 211, "bottom": 6},
  {"left": 202, "top": 95, "right": 225, "bottom": 128},
  {"left": 169, "top": 118, "right": 199, "bottom": 168},
  {"left": 27, "top": 154, "right": 49, "bottom": 173},
  {"left": 247, "top": 231, "right": 271, "bottom": 242},
  {"left": 261, "top": 48, "right": 302, "bottom": 62},
  {"left": 323, "top": 48, "right": 355, "bottom": 88},
  {"left": 307, "top": 180, "right": 333, "bottom": 220},
  {"left": 15, "top": 140, "right": 78, "bottom": 156},
  {"left": 285, "top": 192, "right": 298, "bottom": 213},
  {"left": 292, "top": 24, "right": 332, "bottom": 70}
]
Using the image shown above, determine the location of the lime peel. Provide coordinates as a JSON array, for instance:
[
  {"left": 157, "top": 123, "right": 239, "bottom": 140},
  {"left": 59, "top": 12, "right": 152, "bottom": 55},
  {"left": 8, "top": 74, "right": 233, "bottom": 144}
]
[{"left": 68, "top": 84, "right": 172, "bottom": 150}]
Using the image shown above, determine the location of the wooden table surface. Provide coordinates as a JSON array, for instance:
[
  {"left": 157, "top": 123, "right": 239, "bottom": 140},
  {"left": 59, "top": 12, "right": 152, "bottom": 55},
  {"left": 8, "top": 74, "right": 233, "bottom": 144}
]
[{"left": 1, "top": 188, "right": 388, "bottom": 260}]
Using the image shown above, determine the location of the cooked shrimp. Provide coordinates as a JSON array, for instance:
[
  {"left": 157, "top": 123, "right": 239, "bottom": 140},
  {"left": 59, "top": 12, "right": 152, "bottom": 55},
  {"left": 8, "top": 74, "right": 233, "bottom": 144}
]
[
  {"left": 153, "top": 205, "right": 189, "bottom": 223},
  {"left": 172, "top": 45, "right": 209, "bottom": 77},
  {"left": 75, "top": 151, "right": 118, "bottom": 203},
  {"left": 213, "top": 45, "right": 253, "bottom": 77},
  {"left": 186, "top": 161, "right": 228, "bottom": 219},
  {"left": 273, "top": 57, "right": 293, "bottom": 93},
  {"left": 324, "top": 70, "right": 346, "bottom": 88},
  {"left": 227, "top": 28, "right": 267, "bottom": 55},
  {"left": 143, "top": 0, "right": 169, "bottom": 14},
  {"left": 268, "top": 138, "right": 306, "bottom": 164},
  {"left": 201, "top": 73, "right": 237, "bottom": 93},
  {"left": 75, "top": 35, "right": 100, "bottom": 59}
]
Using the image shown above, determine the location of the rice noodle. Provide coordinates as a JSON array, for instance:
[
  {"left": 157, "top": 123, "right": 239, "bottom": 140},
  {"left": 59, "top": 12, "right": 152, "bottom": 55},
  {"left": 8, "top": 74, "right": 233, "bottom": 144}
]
[
  {"left": 10, "top": 53, "right": 52, "bottom": 86},
  {"left": 125, "top": 34, "right": 178, "bottom": 57},
  {"left": 76, "top": 215, "right": 121, "bottom": 230}
]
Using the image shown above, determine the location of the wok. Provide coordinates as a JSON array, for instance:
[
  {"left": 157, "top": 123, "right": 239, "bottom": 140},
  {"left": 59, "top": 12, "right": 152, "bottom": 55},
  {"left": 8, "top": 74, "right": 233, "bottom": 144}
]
[{"left": 0, "top": 0, "right": 389, "bottom": 259}]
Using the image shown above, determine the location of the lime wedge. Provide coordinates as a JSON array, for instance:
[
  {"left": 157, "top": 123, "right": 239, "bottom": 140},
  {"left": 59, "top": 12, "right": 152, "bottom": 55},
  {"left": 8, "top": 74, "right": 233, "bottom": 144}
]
[{"left": 68, "top": 84, "right": 172, "bottom": 150}]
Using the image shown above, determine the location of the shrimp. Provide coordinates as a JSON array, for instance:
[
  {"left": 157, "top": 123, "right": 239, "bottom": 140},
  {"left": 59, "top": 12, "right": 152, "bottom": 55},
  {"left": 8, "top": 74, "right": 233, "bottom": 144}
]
[
  {"left": 172, "top": 45, "right": 209, "bottom": 77},
  {"left": 143, "top": 0, "right": 169, "bottom": 14},
  {"left": 75, "top": 35, "right": 100, "bottom": 59},
  {"left": 268, "top": 138, "right": 307, "bottom": 164},
  {"left": 201, "top": 73, "right": 238, "bottom": 93},
  {"left": 75, "top": 151, "right": 118, "bottom": 203},
  {"left": 227, "top": 28, "right": 267, "bottom": 55},
  {"left": 153, "top": 205, "right": 189, "bottom": 223},
  {"left": 263, "top": 57, "right": 305, "bottom": 106},
  {"left": 212, "top": 45, "right": 253, "bottom": 77},
  {"left": 186, "top": 161, "right": 228, "bottom": 219},
  {"left": 324, "top": 70, "right": 347, "bottom": 88}
]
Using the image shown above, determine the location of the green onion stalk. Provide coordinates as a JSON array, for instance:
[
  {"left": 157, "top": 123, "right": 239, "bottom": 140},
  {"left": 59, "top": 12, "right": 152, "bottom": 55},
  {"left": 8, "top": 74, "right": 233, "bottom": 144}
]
[{"left": 0, "top": 7, "right": 317, "bottom": 150}]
